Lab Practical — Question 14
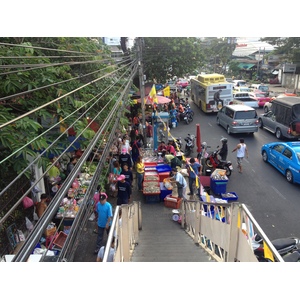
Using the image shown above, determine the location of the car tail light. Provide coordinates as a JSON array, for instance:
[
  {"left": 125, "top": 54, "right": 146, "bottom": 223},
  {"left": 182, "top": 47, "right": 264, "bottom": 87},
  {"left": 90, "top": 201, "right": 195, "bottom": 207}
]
[
  {"left": 232, "top": 121, "right": 238, "bottom": 126},
  {"left": 288, "top": 127, "right": 292, "bottom": 134},
  {"left": 255, "top": 120, "right": 259, "bottom": 125}
]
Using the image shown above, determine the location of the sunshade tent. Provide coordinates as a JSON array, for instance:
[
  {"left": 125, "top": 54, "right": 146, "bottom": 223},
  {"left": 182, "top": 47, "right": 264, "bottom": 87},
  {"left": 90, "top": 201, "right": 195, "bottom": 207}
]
[{"left": 136, "top": 95, "right": 171, "bottom": 105}]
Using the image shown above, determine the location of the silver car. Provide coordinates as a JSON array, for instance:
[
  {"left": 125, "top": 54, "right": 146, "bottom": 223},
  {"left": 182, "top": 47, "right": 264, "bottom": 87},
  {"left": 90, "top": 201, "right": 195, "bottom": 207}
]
[{"left": 216, "top": 104, "right": 259, "bottom": 135}]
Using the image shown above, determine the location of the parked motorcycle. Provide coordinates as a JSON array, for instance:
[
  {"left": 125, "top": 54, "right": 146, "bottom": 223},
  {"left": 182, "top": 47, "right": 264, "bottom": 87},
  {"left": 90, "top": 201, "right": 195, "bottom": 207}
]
[
  {"left": 252, "top": 234, "right": 300, "bottom": 262},
  {"left": 204, "top": 145, "right": 233, "bottom": 176},
  {"left": 184, "top": 134, "right": 195, "bottom": 157},
  {"left": 183, "top": 105, "right": 194, "bottom": 124}
]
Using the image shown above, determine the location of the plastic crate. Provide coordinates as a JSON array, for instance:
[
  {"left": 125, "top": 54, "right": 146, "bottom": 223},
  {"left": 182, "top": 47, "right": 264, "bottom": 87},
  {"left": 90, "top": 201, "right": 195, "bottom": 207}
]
[
  {"left": 145, "top": 171, "right": 159, "bottom": 176},
  {"left": 164, "top": 196, "right": 182, "bottom": 209},
  {"left": 160, "top": 182, "right": 172, "bottom": 201},
  {"left": 210, "top": 179, "right": 227, "bottom": 195},
  {"left": 156, "top": 165, "right": 172, "bottom": 173},
  {"left": 144, "top": 174, "right": 159, "bottom": 181},
  {"left": 221, "top": 192, "right": 238, "bottom": 202},
  {"left": 159, "top": 171, "right": 171, "bottom": 182},
  {"left": 143, "top": 180, "right": 160, "bottom": 188},
  {"left": 145, "top": 194, "right": 160, "bottom": 203},
  {"left": 53, "top": 231, "right": 67, "bottom": 248},
  {"left": 144, "top": 162, "right": 157, "bottom": 167}
]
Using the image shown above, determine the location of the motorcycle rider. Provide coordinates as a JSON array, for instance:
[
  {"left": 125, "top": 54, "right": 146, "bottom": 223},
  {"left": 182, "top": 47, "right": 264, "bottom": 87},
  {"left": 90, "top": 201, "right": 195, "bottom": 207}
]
[{"left": 218, "top": 138, "right": 228, "bottom": 161}]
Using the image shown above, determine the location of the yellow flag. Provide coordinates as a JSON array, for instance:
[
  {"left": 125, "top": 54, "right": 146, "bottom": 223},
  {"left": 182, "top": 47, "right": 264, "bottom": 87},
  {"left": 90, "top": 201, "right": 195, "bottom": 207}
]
[
  {"left": 163, "top": 86, "right": 170, "bottom": 97},
  {"left": 148, "top": 85, "right": 158, "bottom": 104},
  {"left": 195, "top": 176, "right": 199, "bottom": 188},
  {"left": 206, "top": 192, "right": 210, "bottom": 202},
  {"left": 263, "top": 241, "right": 274, "bottom": 262}
]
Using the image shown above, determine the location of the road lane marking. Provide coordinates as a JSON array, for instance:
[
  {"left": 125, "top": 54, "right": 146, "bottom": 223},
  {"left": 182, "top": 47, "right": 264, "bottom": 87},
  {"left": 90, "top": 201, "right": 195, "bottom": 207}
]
[{"left": 271, "top": 186, "right": 287, "bottom": 200}]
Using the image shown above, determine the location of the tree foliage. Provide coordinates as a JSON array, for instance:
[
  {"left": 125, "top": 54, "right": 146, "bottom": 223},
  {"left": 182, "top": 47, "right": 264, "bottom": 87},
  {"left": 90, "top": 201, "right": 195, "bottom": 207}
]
[
  {"left": 0, "top": 37, "right": 124, "bottom": 178},
  {"left": 260, "top": 37, "right": 300, "bottom": 64},
  {"left": 142, "top": 37, "right": 205, "bottom": 82}
]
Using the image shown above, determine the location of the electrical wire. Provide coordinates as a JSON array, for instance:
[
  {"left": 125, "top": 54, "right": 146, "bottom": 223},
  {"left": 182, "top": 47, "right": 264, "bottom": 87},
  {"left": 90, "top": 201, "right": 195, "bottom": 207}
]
[
  {"left": 0, "top": 60, "right": 135, "bottom": 129},
  {"left": 0, "top": 62, "right": 136, "bottom": 205},
  {"left": 0, "top": 56, "right": 135, "bottom": 102},
  {"left": 12, "top": 66, "right": 137, "bottom": 261}
]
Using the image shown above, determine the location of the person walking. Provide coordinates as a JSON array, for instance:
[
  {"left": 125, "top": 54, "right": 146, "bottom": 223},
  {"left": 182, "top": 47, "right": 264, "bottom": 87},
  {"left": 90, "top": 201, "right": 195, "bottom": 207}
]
[
  {"left": 96, "top": 236, "right": 116, "bottom": 262},
  {"left": 186, "top": 157, "right": 202, "bottom": 196},
  {"left": 169, "top": 168, "right": 187, "bottom": 201},
  {"left": 136, "top": 156, "right": 145, "bottom": 192},
  {"left": 232, "top": 138, "right": 248, "bottom": 173},
  {"left": 116, "top": 174, "right": 132, "bottom": 205},
  {"left": 119, "top": 148, "right": 133, "bottom": 170},
  {"left": 121, "top": 163, "right": 133, "bottom": 187},
  {"left": 94, "top": 194, "right": 113, "bottom": 254}
]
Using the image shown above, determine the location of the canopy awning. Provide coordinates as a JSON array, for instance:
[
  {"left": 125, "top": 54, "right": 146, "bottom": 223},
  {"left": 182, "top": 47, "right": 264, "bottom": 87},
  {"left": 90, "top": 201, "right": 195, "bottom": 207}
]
[
  {"left": 238, "top": 63, "right": 256, "bottom": 70},
  {"left": 272, "top": 70, "right": 279, "bottom": 75}
]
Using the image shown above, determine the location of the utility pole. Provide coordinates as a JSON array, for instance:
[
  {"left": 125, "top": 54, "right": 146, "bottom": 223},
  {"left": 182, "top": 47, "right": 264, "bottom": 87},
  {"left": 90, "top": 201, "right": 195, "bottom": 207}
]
[
  {"left": 137, "top": 37, "right": 147, "bottom": 141},
  {"left": 257, "top": 47, "right": 261, "bottom": 80}
]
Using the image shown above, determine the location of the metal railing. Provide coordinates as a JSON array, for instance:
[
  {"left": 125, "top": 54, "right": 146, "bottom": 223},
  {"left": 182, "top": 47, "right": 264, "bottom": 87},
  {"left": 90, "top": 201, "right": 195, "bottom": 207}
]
[
  {"left": 103, "top": 201, "right": 142, "bottom": 262},
  {"left": 181, "top": 199, "right": 284, "bottom": 262}
]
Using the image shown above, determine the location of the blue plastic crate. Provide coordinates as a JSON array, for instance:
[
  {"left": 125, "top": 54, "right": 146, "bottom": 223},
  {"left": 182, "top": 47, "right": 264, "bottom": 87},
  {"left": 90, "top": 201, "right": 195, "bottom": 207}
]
[
  {"left": 221, "top": 192, "right": 238, "bottom": 202},
  {"left": 210, "top": 179, "right": 227, "bottom": 195},
  {"left": 156, "top": 165, "right": 172, "bottom": 173},
  {"left": 159, "top": 182, "right": 172, "bottom": 201}
]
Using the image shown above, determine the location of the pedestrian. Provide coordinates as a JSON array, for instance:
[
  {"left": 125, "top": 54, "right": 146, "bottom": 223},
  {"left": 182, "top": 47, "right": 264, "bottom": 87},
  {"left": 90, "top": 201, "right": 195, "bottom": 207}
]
[
  {"left": 130, "top": 137, "right": 142, "bottom": 166},
  {"left": 96, "top": 236, "right": 116, "bottom": 262},
  {"left": 121, "top": 163, "right": 133, "bottom": 187},
  {"left": 93, "top": 190, "right": 108, "bottom": 234},
  {"left": 116, "top": 174, "right": 132, "bottom": 205},
  {"left": 169, "top": 168, "right": 187, "bottom": 200},
  {"left": 186, "top": 157, "right": 202, "bottom": 196},
  {"left": 119, "top": 148, "right": 133, "bottom": 170},
  {"left": 136, "top": 156, "right": 145, "bottom": 191},
  {"left": 218, "top": 138, "right": 228, "bottom": 161},
  {"left": 94, "top": 193, "right": 113, "bottom": 254},
  {"left": 232, "top": 138, "right": 248, "bottom": 173}
]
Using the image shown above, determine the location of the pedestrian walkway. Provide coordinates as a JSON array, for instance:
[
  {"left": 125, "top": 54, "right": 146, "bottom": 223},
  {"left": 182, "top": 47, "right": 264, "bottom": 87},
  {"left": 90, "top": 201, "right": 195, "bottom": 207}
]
[{"left": 131, "top": 199, "right": 213, "bottom": 262}]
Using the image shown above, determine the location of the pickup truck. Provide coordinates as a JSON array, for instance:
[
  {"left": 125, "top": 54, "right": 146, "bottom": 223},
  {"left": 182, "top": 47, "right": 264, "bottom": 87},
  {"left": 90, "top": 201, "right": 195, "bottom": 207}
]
[{"left": 229, "top": 92, "right": 259, "bottom": 108}]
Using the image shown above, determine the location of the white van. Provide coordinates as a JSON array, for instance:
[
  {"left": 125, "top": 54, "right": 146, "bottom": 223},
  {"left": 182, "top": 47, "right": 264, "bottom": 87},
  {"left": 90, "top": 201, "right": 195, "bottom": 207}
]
[{"left": 249, "top": 83, "right": 269, "bottom": 95}]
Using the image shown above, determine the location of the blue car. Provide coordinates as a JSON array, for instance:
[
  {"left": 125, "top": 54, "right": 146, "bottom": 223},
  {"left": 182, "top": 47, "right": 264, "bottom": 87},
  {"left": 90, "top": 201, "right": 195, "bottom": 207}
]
[{"left": 261, "top": 141, "right": 300, "bottom": 184}]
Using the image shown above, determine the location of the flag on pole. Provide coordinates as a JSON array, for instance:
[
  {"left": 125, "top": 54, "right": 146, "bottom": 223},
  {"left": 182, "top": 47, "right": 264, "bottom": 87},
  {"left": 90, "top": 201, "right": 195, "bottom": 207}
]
[
  {"left": 148, "top": 84, "right": 158, "bottom": 104},
  {"left": 163, "top": 86, "right": 170, "bottom": 97},
  {"left": 263, "top": 241, "right": 274, "bottom": 262}
]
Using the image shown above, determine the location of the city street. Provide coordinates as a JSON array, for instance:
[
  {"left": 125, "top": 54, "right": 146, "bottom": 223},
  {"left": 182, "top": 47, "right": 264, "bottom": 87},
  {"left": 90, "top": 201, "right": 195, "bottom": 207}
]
[{"left": 169, "top": 88, "right": 300, "bottom": 241}]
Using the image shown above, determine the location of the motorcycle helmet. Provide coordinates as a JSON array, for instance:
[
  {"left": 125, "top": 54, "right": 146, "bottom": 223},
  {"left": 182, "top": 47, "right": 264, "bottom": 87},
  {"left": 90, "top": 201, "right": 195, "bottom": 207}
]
[{"left": 220, "top": 137, "right": 228, "bottom": 144}]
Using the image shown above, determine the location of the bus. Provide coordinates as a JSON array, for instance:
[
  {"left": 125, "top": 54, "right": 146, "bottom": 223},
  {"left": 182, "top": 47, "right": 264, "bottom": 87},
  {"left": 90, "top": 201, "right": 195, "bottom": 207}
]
[{"left": 191, "top": 73, "right": 233, "bottom": 113}]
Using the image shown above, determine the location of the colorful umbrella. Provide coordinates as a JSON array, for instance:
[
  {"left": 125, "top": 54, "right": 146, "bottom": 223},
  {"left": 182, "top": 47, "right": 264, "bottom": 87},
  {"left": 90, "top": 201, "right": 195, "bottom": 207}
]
[{"left": 136, "top": 95, "right": 171, "bottom": 105}]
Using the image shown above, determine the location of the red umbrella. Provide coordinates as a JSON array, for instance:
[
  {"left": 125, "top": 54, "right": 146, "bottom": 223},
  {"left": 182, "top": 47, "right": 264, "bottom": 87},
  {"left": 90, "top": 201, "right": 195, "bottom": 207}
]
[
  {"left": 136, "top": 95, "right": 171, "bottom": 105},
  {"left": 196, "top": 123, "right": 201, "bottom": 153}
]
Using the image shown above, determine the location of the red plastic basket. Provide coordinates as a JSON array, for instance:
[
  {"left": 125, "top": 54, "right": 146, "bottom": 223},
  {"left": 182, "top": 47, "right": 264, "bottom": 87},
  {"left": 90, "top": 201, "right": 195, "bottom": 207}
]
[
  {"left": 53, "top": 231, "right": 67, "bottom": 248},
  {"left": 164, "top": 196, "right": 182, "bottom": 209}
]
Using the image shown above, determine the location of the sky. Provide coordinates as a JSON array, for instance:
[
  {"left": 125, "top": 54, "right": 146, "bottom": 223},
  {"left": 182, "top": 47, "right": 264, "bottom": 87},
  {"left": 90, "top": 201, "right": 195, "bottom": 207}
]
[{"left": 1, "top": 2, "right": 298, "bottom": 37}]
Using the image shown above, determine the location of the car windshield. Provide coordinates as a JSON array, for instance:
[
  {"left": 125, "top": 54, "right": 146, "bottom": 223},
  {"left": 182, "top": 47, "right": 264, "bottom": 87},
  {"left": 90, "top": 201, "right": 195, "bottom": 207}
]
[
  {"left": 235, "top": 110, "right": 257, "bottom": 119},
  {"left": 260, "top": 86, "right": 269, "bottom": 92}
]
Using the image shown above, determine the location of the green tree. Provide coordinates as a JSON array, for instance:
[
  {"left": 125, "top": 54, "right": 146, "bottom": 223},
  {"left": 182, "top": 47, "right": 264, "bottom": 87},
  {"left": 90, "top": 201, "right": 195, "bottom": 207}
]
[
  {"left": 0, "top": 37, "right": 125, "bottom": 177},
  {"left": 260, "top": 37, "right": 300, "bottom": 64},
  {"left": 142, "top": 37, "right": 205, "bottom": 82}
]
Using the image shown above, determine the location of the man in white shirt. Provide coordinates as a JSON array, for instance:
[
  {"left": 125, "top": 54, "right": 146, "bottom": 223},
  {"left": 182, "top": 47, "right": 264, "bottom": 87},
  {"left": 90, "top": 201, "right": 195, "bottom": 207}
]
[
  {"left": 170, "top": 168, "right": 187, "bottom": 200},
  {"left": 232, "top": 138, "right": 248, "bottom": 173}
]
